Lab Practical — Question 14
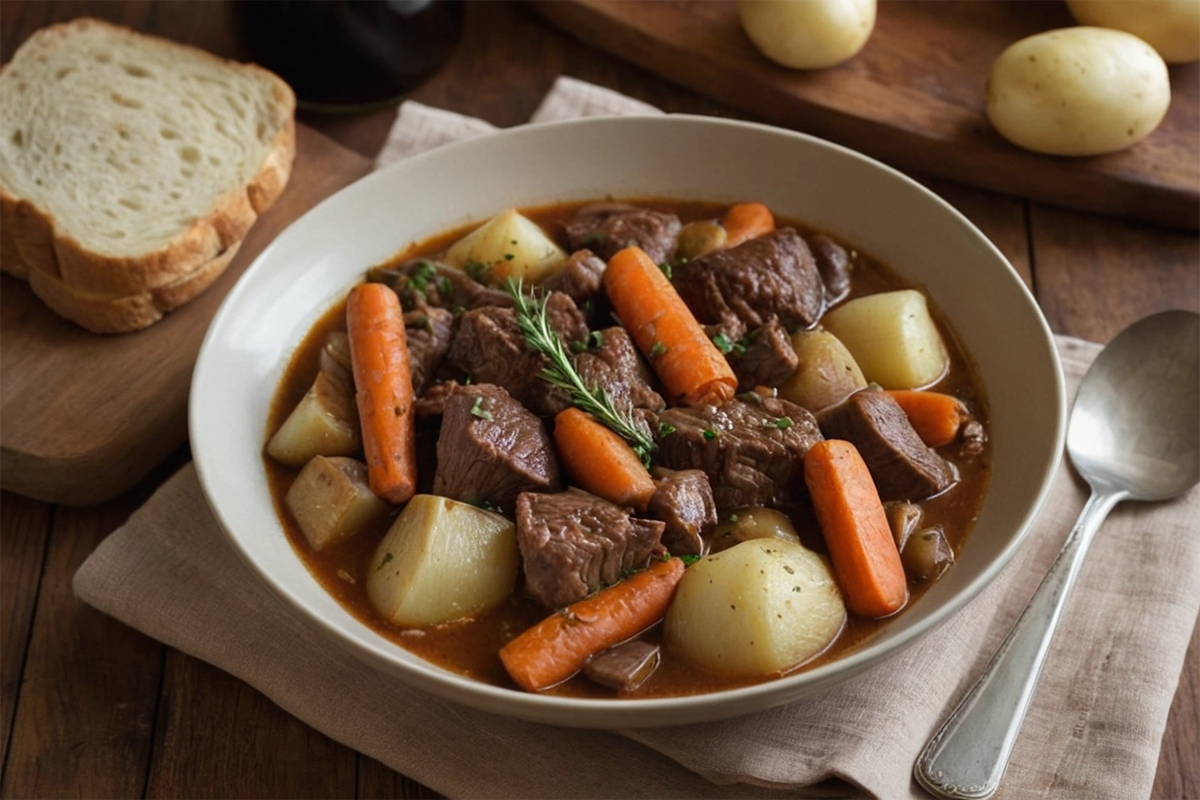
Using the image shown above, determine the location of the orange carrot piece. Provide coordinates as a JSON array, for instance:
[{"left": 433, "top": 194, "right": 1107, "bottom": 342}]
[
  {"left": 554, "top": 407, "right": 656, "bottom": 511},
  {"left": 803, "top": 439, "right": 907, "bottom": 618},
  {"left": 886, "top": 390, "right": 970, "bottom": 448},
  {"left": 720, "top": 202, "right": 775, "bottom": 248},
  {"left": 604, "top": 246, "right": 737, "bottom": 406},
  {"left": 499, "top": 556, "right": 686, "bottom": 692},
  {"left": 346, "top": 282, "right": 417, "bottom": 505}
]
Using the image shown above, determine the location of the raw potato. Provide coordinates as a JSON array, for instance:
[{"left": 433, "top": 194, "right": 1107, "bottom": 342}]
[
  {"left": 778, "top": 328, "right": 868, "bottom": 412},
  {"left": 986, "top": 27, "right": 1171, "bottom": 156},
  {"left": 664, "top": 539, "right": 846, "bottom": 677},
  {"left": 822, "top": 289, "right": 948, "bottom": 389},
  {"left": 286, "top": 456, "right": 388, "bottom": 550},
  {"left": 367, "top": 494, "right": 518, "bottom": 627},
  {"left": 1066, "top": 0, "right": 1200, "bottom": 64},
  {"left": 442, "top": 208, "right": 567, "bottom": 284},
  {"left": 739, "top": 0, "right": 876, "bottom": 69},
  {"left": 708, "top": 507, "right": 801, "bottom": 554},
  {"left": 267, "top": 368, "right": 361, "bottom": 467}
]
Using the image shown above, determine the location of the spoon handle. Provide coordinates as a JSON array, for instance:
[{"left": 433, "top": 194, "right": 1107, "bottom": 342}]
[{"left": 913, "top": 487, "right": 1125, "bottom": 800}]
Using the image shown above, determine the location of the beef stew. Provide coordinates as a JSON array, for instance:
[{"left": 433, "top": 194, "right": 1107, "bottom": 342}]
[{"left": 264, "top": 198, "right": 991, "bottom": 699}]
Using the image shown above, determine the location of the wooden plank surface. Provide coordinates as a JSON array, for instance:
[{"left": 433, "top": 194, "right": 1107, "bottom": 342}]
[
  {"left": 532, "top": 0, "right": 1200, "bottom": 230},
  {"left": 0, "top": 125, "right": 372, "bottom": 506},
  {"left": 0, "top": 2, "right": 1194, "bottom": 800}
]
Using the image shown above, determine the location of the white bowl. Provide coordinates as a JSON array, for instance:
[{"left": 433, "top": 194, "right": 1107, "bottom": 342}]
[{"left": 191, "top": 115, "right": 1065, "bottom": 728}]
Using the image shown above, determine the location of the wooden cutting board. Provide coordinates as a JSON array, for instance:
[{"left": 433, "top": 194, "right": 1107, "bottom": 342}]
[
  {"left": 533, "top": 0, "right": 1199, "bottom": 230},
  {"left": 0, "top": 125, "right": 372, "bottom": 506}
]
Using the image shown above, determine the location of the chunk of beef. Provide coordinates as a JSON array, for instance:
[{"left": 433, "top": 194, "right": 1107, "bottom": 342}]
[
  {"left": 403, "top": 307, "right": 455, "bottom": 394},
  {"left": 571, "top": 326, "right": 666, "bottom": 436},
  {"left": 563, "top": 203, "right": 681, "bottom": 265},
  {"left": 434, "top": 384, "right": 561, "bottom": 514},
  {"left": 540, "top": 249, "right": 606, "bottom": 306},
  {"left": 516, "top": 488, "right": 665, "bottom": 610},
  {"left": 817, "top": 390, "right": 957, "bottom": 501},
  {"left": 583, "top": 640, "right": 661, "bottom": 692},
  {"left": 808, "top": 232, "right": 852, "bottom": 305},
  {"left": 656, "top": 396, "right": 823, "bottom": 513},
  {"left": 646, "top": 468, "right": 717, "bottom": 556},
  {"left": 367, "top": 258, "right": 514, "bottom": 311},
  {"left": 447, "top": 291, "right": 587, "bottom": 416},
  {"left": 703, "top": 312, "right": 748, "bottom": 348},
  {"left": 731, "top": 318, "right": 799, "bottom": 390},
  {"left": 673, "top": 228, "right": 825, "bottom": 330},
  {"left": 412, "top": 380, "right": 457, "bottom": 419}
]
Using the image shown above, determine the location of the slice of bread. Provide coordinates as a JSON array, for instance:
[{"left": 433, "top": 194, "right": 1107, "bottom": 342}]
[{"left": 0, "top": 18, "right": 295, "bottom": 331}]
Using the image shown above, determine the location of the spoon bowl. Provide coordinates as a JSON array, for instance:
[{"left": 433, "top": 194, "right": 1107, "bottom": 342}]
[
  {"left": 916, "top": 310, "right": 1200, "bottom": 800},
  {"left": 1068, "top": 310, "right": 1200, "bottom": 502}
]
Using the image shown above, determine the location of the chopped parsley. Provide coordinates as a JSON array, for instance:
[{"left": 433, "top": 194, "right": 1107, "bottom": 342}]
[
  {"left": 470, "top": 396, "right": 493, "bottom": 420},
  {"left": 658, "top": 422, "right": 677, "bottom": 438},
  {"left": 775, "top": 417, "right": 793, "bottom": 430},
  {"left": 702, "top": 429, "right": 717, "bottom": 441},
  {"left": 464, "top": 259, "right": 491, "bottom": 284},
  {"left": 659, "top": 262, "right": 673, "bottom": 280},
  {"left": 711, "top": 332, "right": 734, "bottom": 354},
  {"left": 407, "top": 260, "right": 436, "bottom": 292},
  {"left": 649, "top": 340, "right": 667, "bottom": 358},
  {"left": 581, "top": 231, "right": 607, "bottom": 247},
  {"left": 679, "top": 554, "right": 701, "bottom": 566}
]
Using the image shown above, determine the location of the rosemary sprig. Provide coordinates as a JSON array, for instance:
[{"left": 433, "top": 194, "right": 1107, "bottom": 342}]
[{"left": 505, "top": 278, "right": 656, "bottom": 466}]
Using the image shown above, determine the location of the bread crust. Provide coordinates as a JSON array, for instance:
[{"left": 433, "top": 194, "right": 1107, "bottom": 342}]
[
  {"left": 26, "top": 241, "right": 242, "bottom": 334},
  {"left": 0, "top": 18, "right": 296, "bottom": 326}
]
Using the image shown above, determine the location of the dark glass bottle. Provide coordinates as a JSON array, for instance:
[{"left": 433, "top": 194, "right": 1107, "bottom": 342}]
[{"left": 232, "top": 0, "right": 465, "bottom": 112}]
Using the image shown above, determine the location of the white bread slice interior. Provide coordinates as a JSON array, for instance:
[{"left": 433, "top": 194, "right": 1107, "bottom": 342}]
[{"left": 0, "top": 18, "right": 295, "bottom": 330}]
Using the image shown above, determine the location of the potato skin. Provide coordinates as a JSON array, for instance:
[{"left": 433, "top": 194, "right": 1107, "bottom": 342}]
[
  {"left": 986, "top": 27, "right": 1171, "bottom": 156},
  {"left": 1066, "top": 0, "right": 1200, "bottom": 64},
  {"left": 738, "top": 0, "right": 876, "bottom": 69}
]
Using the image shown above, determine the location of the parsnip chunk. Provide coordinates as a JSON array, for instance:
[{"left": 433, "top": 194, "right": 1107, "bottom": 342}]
[
  {"left": 367, "top": 494, "right": 518, "bottom": 627},
  {"left": 665, "top": 539, "right": 846, "bottom": 677},
  {"left": 822, "top": 289, "right": 948, "bottom": 389}
]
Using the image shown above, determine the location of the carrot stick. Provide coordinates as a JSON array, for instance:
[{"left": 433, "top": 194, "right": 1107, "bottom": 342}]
[
  {"left": 720, "top": 202, "right": 775, "bottom": 248},
  {"left": 885, "top": 390, "right": 971, "bottom": 448},
  {"left": 554, "top": 407, "right": 656, "bottom": 511},
  {"left": 346, "top": 282, "right": 417, "bottom": 505},
  {"left": 499, "top": 556, "right": 686, "bottom": 692},
  {"left": 604, "top": 246, "right": 737, "bottom": 406},
  {"left": 803, "top": 439, "right": 907, "bottom": 618}
]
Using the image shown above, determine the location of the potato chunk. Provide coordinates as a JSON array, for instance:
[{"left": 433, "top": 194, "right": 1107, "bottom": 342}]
[
  {"left": 778, "top": 328, "right": 868, "bottom": 412},
  {"left": 664, "top": 539, "right": 846, "bottom": 677},
  {"left": 367, "top": 495, "right": 518, "bottom": 627},
  {"left": 442, "top": 208, "right": 567, "bottom": 284},
  {"left": 822, "top": 289, "right": 948, "bottom": 389},
  {"left": 286, "top": 456, "right": 388, "bottom": 550},
  {"left": 266, "top": 368, "right": 360, "bottom": 467}
]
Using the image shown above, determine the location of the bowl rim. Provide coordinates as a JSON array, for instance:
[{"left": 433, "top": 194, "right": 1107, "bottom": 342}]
[{"left": 191, "top": 113, "right": 1067, "bottom": 728}]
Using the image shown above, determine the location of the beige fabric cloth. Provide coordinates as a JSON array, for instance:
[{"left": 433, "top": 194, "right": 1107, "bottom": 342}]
[{"left": 75, "top": 77, "right": 1200, "bottom": 799}]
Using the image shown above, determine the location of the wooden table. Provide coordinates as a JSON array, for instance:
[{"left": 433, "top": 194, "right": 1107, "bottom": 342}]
[{"left": 1, "top": 2, "right": 1196, "bottom": 797}]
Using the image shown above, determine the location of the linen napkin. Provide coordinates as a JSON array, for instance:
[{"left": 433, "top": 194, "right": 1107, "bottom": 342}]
[{"left": 74, "top": 77, "right": 1200, "bottom": 800}]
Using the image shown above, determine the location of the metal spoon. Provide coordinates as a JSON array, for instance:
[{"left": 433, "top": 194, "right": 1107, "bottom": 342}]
[{"left": 914, "top": 310, "right": 1200, "bottom": 800}]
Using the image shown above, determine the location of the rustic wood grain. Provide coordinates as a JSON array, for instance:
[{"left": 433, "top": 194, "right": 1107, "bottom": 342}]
[
  {"left": 0, "top": 485, "right": 164, "bottom": 799},
  {"left": 531, "top": 0, "right": 1200, "bottom": 230},
  {"left": 0, "top": 126, "right": 372, "bottom": 506},
  {"left": 0, "top": 2, "right": 1195, "bottom": 799},
  {"left": 144, "top": 653, "right": 358, "bottom": 799},
  {"left": 0, "top": 492, "right": 50, "bottom": 763}
]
